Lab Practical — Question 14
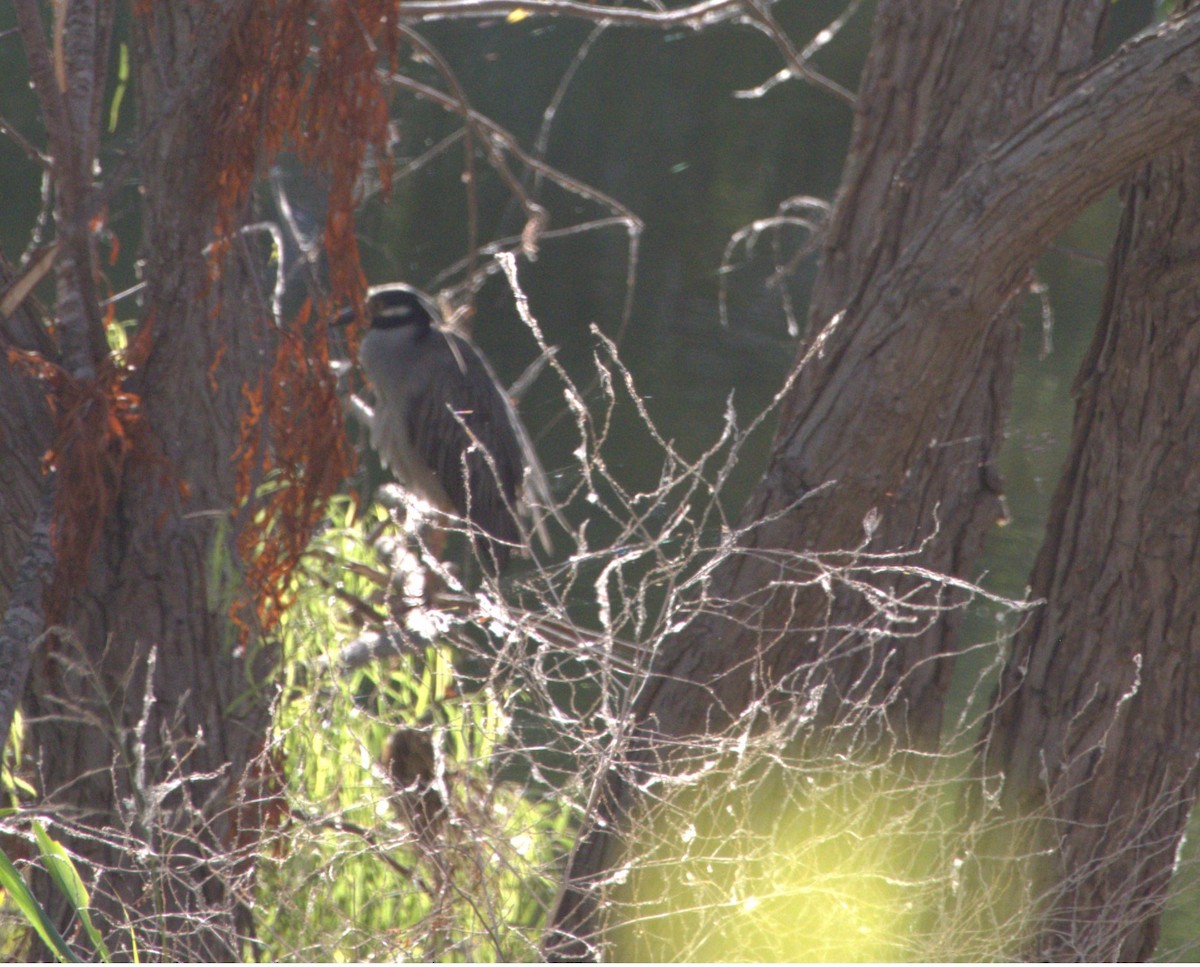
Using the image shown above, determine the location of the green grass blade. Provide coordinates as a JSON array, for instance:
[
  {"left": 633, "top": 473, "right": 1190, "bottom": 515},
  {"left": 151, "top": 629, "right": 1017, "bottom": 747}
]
[
  {"left": 0, "top": 842, "right": 79, "bottom": 963},
  {"left": 32, "top": 823, "right": 112, "bottom": 962}
]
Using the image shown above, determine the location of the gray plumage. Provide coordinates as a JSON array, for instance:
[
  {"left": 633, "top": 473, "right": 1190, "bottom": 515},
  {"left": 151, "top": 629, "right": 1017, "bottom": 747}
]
[{"left": 350, "top": 284, "right": 552, "bottom": 572}]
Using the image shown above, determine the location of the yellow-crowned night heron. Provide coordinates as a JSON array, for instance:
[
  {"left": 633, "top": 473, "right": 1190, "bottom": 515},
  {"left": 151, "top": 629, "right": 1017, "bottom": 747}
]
[{"left": 339, "top": 283, "right": 554, "bottom": 573}]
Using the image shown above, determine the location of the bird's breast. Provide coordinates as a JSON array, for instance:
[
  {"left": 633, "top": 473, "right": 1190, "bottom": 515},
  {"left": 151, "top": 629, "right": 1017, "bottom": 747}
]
[{"left": 360, "top": 330, "right": 452, "bottom": 511}]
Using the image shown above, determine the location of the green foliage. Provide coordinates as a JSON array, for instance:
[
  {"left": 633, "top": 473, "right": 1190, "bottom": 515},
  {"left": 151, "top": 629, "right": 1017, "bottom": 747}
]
[
  {"left": 31, "top": 824, "right": 113, "bottom": 962},
  {"left": 249, "top": 497, "right": 572, "bottom": 961},
  {"left": 107, "top": 43, "right": 129, "bottom": 135},
  {"left": 0, "top": 839, "right": 76, "bottom": 963},
  {"left": 0, "top": 820, "right": 118, "bottom": 963}
]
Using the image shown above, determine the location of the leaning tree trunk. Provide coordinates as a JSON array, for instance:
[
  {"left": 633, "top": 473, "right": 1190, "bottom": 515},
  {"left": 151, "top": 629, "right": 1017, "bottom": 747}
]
[
  {"left": 788, "top": 0, "right": 1108, "bottom": 749},
  {"left": 8, "top": 2, "right": 279, "bottom": 959},
  {"left": 636, "top": 0, "right": 1111, "bottom": 753},
  {"left": 548, "top": 0, "right": 1110, "bottom": 954},
  {"left": 548, "top": 8, "right": 1200, "bottom": 959},
  {"left": 981, "top": 75, "right": 1200, "bottom": 961}
]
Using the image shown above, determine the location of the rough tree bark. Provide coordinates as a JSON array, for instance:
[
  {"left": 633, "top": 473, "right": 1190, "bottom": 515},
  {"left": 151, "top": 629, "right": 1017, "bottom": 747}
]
[
  {"left": 3, "top": 1, "right": 278, "bottom": 958},
  {"left": 548, "top": 6, "right": 1200, "bottom": 959},
  {"left": 791, "top": 0, "right": 1108, "bottom": 749},
  {"left": 0, "top": 258, "right": 56, "bottom": 742},
  {"left": 633, "top": 0, "right": 1117, "bottom": 754},
  {"left": 982, "top": 67, "right": 1200, "bottom": 960}
]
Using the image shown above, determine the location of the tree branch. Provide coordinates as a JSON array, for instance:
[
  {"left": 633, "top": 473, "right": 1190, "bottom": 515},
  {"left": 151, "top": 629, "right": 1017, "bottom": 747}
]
[
  {"left": 402, "top": 0, "right": 756, "bottom": 27},
  {"left": 400, "top": 0, "right": 854, "bottom": 103},
  {"left": 778, "top": 9, "right": 1200, "bottom": 497}
]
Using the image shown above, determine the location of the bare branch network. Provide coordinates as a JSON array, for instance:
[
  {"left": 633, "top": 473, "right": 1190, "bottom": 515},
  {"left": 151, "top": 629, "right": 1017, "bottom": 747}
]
[{"left": 400, "top": 0, "right": 857, "bottom": 103}]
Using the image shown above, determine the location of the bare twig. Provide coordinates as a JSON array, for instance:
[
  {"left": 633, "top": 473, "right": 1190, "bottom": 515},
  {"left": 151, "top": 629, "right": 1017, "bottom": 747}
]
[
  {"left": 388, "top": 71, "right": 641, "bottom": 292},
  {"left": 401, "top": 0, "right": 854, "bottom": 103},
  {"left": 0, "top": 115, "right": 50, "bottom": 167},
  {"left": 735, "top": 0, "right": 866, "bottom": 99},
  {"left": 396, "top": 26, "right": 486, "bottom": 284}
]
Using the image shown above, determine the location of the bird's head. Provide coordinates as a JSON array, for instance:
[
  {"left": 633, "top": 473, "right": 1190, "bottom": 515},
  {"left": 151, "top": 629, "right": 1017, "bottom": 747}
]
[{"left": 335, "top": 283, "right": 440, "bottom": 332}]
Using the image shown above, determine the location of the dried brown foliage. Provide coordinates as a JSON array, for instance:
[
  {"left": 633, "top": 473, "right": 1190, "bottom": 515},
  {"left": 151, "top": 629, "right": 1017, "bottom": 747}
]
[
  {"left": 7, "top": 322, "right": 176, "bottom": 620},
  {"left": 207, "top": 0, "right": 408, "bottom": 630}
]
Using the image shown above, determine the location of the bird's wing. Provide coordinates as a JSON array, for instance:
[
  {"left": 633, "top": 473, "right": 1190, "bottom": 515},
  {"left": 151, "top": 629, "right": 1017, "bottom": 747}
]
[
  {"left": 406, "top": 330, "right": 523, "bottom": 569},
  {"left": 466, "top": 340, "right": 563, "bottom": 552}
]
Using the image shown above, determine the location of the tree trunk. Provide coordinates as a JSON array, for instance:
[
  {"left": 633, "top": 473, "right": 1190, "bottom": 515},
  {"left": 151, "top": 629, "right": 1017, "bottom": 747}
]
[
  {"left": 646, "top": 0, "right": 1113, "bottom": 750},
  {"left": 0, "top": 261, "right": 54, "bottom": 599},
  {"left": 981, "top": 103, "right": 1200, "bottom": 964},
  {"left": 0, "top": 258, "right": 57, "bottom": 738},
  {"left": 548, "top": 7, "right": 1200, "bottom": 958},
  {"left": 791, "top": 0, "right": 1108, "bottom": 748},
  {"left": 9, "top": 2, "right": 278, "bottom": 958}
]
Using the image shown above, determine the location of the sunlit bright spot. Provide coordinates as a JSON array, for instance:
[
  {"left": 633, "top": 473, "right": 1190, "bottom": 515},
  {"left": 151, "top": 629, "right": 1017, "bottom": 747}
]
[{"left": 611, "top": 755, "right": 1042, "bottom": 962}]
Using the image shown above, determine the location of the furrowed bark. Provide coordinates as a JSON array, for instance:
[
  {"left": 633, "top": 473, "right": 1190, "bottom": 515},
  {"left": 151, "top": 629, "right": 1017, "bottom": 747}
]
[{"left": 982, "top": 64, "right": 1200, "bottom": 961}]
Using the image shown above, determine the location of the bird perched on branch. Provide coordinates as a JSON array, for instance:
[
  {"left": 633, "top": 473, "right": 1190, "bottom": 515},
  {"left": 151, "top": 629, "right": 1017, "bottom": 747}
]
[{"left": 338, "top": 283, "right": 556, "bottom": 573}]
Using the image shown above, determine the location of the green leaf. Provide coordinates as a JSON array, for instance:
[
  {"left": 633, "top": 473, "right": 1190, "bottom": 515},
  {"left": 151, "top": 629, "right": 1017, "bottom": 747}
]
[
  {"left": 33, "top": 823, "right": 112, "bottom": 962},
  {"left": 107, "top": 43, "right": 129, "bottom": 134},
  {"left": 0, "top": 842, "right": 78, "bottom": 963}
]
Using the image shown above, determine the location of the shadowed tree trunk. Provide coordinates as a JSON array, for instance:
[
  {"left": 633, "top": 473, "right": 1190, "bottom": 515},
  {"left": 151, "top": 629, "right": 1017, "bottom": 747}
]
[
  {"left": 982, "top": 66, "right": 1200, "bottom": 960},
  {"left": 3, "top": 1, "right": 285, "bottom": 958},
  {"left": 0, "top": 258, "right": 56, "bottom": 735},
  {"left": 548, "top": 6, "right": 1200, "bottom": 959},
  {"left": 790, "top": 0, "right": 1108, "bottom": 749},
  {"left": 3, "top": 0, "right": 371, "bottom": 955},
  {"left": 619, "top": 0, "right": 1120, "bottom": 752}
]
